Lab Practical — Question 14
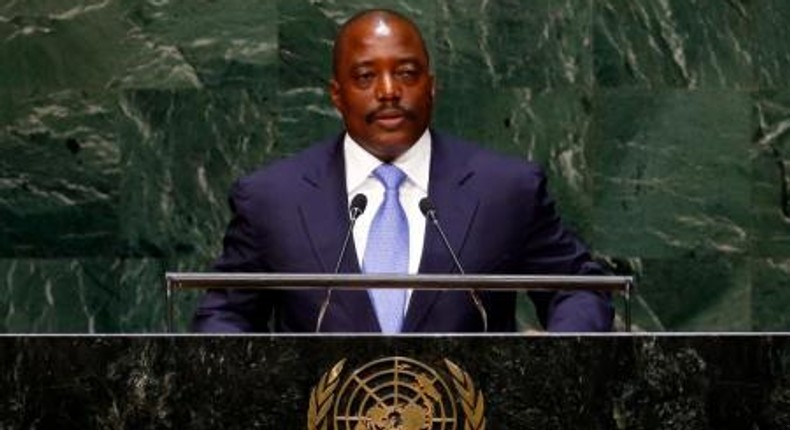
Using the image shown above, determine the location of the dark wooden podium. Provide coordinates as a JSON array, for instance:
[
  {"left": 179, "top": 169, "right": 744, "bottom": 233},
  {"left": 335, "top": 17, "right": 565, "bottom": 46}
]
[
  {"left": 1, "top": 335, "right": 788, "bottom": 429},
  {"left": 5, "top": 275, "right": 786, "bottom": 428}
]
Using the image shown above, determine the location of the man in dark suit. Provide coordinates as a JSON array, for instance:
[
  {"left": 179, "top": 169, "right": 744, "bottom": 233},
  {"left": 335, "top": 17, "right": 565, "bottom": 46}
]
[{"left": 191, "top": 9, "right": 613, "bottom": 333}]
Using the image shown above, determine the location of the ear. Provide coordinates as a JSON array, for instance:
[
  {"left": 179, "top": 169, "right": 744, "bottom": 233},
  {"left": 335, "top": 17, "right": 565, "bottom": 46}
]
[
  {"left": 329, "top": 79, "right": 343, "bottom": 111},
  {"left": 429, "top": 74, "right": 436, "bottom": 101}
]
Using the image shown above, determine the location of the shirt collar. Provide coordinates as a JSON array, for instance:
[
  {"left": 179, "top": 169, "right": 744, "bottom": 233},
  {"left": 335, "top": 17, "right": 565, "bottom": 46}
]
[{"left": 344, "top": 129, "right": 432, "bottom": 193}]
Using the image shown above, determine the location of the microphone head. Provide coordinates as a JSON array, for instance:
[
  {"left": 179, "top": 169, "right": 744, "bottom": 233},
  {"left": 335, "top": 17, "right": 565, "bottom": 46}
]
[
  {"left": 418, "top": 197, "right": 434, "bottom": 217},
  {"left": 350, "top": 193, "right": 368, "bottom": 215}
]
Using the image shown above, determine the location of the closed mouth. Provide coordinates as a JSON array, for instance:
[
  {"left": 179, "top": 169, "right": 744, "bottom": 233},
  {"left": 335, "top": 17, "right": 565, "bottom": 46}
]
[{"left": 367, "top": 108, "right": 412, "bottom": 129}]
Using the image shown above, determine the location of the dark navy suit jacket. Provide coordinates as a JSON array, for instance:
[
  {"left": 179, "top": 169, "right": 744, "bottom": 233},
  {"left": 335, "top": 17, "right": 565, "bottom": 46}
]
[{"left": 191, "top": 131, "right": 613, "bottom": 332}]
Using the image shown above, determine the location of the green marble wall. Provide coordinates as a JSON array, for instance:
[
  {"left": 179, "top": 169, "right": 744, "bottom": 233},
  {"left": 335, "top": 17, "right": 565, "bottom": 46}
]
[{"left": 1, "top": 0, "right": 788, "bottom": 332}]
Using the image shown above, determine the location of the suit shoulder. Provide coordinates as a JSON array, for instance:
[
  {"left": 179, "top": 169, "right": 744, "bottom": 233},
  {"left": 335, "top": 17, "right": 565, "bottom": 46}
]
[
  {"left": 436, "top": 132, "right": 545, "bottom": 181},
  {"left": 234, "top": 135, "right": 339, "bottom": 193}
]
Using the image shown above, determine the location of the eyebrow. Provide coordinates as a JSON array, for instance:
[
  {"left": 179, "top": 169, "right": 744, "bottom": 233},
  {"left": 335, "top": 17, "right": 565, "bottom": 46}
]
[{"left": 350, "top": 57, "right": 424, "bottom": 68}]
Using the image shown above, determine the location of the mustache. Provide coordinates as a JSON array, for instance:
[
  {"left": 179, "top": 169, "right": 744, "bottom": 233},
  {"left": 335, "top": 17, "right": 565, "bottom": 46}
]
[{"left": 365, "top": 105, "right": 417, "bottom": 124}]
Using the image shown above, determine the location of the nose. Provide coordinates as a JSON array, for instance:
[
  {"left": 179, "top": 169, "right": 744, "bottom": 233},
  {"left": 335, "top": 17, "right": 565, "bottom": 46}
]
[{"left": 375, "top": 73, "right": 401, "bottom": 101}]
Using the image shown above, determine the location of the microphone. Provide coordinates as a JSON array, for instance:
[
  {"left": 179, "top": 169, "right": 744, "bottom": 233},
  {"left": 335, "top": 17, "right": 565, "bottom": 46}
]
[
  {"left": 419, "top": 197, "right": 488, "bottom": 332},
  {"left": 315, "top": 193, "right": 367, "bottom": 332}
]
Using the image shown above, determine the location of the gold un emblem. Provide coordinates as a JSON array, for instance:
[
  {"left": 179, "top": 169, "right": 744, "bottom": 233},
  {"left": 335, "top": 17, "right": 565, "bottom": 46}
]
[{"left": 307, "top": 356, "right": 486, "bottom": 430}]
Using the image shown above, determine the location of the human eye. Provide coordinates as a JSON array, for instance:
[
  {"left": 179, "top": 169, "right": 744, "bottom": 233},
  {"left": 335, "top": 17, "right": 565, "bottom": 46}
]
[
  {"left": 352, "top": 69, "right": 375, "bottom": 87},
  {"left": 395, "top": 65, "right": 420, "bottom": 82}
]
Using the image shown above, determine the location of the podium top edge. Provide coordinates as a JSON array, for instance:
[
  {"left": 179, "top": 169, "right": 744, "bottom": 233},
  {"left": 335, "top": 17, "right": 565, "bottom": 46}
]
[{"left": 164, "top": 272, "right": 634, "bottom": 292}]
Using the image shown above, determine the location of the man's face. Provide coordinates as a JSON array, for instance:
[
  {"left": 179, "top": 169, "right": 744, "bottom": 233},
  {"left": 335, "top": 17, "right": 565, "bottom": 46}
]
[{"left": 330, "top": 17, "right": 434, "bottom": 162}]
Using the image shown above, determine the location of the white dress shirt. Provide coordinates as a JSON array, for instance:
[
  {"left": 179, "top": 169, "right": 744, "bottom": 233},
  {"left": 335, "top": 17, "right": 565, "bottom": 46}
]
[{"left": 344, "top": 130, "right": 431, "bottom": 307}]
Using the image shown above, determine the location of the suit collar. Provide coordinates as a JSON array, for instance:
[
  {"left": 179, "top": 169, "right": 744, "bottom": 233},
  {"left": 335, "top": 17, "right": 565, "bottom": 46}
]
[
  {"left": 403, "top": 131, "right": 480, "bottom": 331},
  {"left": 297, "top": 135, "right": 380, "bottom": 331},
  {"left": 422, "top": 130, "right": 479, "bottom": 268},
  {"left": 297, "top": 134, "right": 357, "bottom": 272}
]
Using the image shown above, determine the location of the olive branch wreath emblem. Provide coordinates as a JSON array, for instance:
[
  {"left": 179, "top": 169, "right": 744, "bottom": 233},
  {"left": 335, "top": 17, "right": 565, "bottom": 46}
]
[
  {"left": 308, "top": 358, "right": 346, "bottom": 430},
  {"left": 307, "top": 357, "right": 486, "bottom": 430},
  {"left": 444, "top": 359, "right": 486, "bottom": 430}
]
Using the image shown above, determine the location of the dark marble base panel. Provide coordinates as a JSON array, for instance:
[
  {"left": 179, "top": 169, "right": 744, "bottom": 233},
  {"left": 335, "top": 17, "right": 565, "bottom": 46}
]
[{"left": 1, "top": 335, "right": 789, "bottom": 429}]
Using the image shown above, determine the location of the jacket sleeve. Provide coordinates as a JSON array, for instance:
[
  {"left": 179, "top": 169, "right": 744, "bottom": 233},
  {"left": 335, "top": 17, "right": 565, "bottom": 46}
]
[
  {"left": 519, "top": 168, "right": 614, "bottom": 332},
  {"left": 190, "top": 178, "right": 274, "bottom": 332}
]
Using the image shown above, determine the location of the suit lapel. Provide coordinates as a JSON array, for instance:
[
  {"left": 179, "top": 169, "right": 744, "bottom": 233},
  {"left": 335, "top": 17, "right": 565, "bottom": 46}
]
[
  {"left": 297, "top": 136, "right": 380, "bottom": 332},
  {"left": 403, "top": 132, "right": 480, "bottom": 331}
]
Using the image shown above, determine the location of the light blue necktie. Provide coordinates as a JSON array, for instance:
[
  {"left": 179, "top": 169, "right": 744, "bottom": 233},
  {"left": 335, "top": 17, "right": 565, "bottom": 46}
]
[{"left": 364, "top": 164, "right": 409, "bottom": 334}]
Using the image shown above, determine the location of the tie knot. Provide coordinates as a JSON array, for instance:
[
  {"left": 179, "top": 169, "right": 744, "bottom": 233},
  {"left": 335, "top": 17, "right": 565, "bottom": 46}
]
[{"left": 373, "top": 164, "right": 407, "bottom": 191}]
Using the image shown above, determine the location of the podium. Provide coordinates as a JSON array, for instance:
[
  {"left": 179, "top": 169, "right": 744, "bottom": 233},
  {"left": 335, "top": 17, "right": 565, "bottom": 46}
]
[
  {"left": 3, "top": 275, "right": 788, "bottom": 428},
  {"left": 2, "top": 335, "right": 787, "bottom": 428},
  {"left": 165, "top": 272, "right": 635, "bottom": 332}
]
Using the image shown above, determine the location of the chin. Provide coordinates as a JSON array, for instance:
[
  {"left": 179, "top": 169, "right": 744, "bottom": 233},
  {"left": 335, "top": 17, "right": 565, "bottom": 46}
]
[
  {"left": 378, "top": 139, "right": 415, "bottom": 154},
  {"left": 363, "top": 144, "right": 406, "bottom": 162}
]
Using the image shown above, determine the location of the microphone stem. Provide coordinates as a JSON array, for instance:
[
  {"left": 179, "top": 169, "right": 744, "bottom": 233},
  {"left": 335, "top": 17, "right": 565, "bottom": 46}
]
[
  {"left": 316, "top": 207, "right": 362, "bottom": 333},
  {"left": 333, "top": 207, "right": 361, "bottom": 273},
  {"left": 429, "top": 214, "right": 464, "bottom": 275},
  {"left": 428, "top": 211, "right": 488, "bottom": 332}
]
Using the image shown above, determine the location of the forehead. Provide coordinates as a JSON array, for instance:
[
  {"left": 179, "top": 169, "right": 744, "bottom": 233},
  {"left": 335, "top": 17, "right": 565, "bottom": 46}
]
[{"left": 336, "top": 17, "right": 427, "bottom": 65}]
